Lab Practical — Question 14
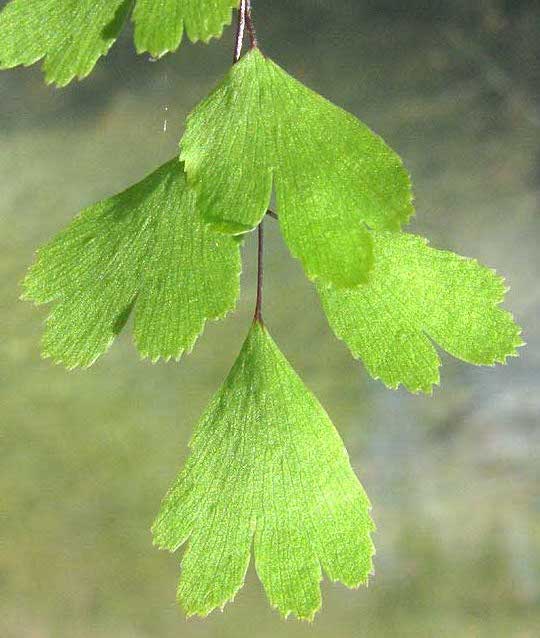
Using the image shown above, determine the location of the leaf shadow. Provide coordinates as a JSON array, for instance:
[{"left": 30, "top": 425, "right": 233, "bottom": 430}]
[{"left": 101, "top": 0, "right": 135, "bottom": 40}]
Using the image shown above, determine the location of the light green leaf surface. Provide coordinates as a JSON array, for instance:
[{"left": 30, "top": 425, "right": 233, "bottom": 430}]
[
  {"left": 133, "top": 0, "right": 238, "bottom": 58},
  {"left": 180, "top": 48, "right": 413, "bottom": 287},
  {"left": 153, "top": 322, "right": 374, "bottom": 620},
  {"left": 0, "top": 0, "right": 237, "bottom": 85},
  {"left": 22, "top": 159, "right": 241, "bottom": 368},
  {"left": 318, "top": 231, "right": 523, "bottom": 393},
  {"left": 0, "top": 0, "right": 130, "bottom": 86}
]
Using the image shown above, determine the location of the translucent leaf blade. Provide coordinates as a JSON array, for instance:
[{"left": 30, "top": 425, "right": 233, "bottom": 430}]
[
  {"left": 180, "top": 50, "right": 274, "bottom": 234},
  {"left": 0, "top": 0, "right": 238, "bottom": 85},
  {"left": 0, "top": 0, "right": 130, "bottom": 86},
  {"left": 133, "top": 0, "right": 238, "bottom": 58},
  {"left": 318, "top": 231, "right": 523, "bottom": 393},
  {"left": 152, "top": 322, "right": 374, "bottom": 620},
  {"left": 23, "top": 160, "right": 241, "bottom": 368},
  {"left": 181, "top": 48, "right": 413, "bottom": 286}
]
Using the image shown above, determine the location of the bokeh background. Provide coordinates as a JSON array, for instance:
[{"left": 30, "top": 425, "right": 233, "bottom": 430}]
[{"left": 1, "top": 1, "right": 539, "bottom": 636}]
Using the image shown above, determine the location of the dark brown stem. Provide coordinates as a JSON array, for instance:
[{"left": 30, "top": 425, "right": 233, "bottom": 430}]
[
  {"left": 254, "top": 221, "right": 264, "bottom": 324},
  {"left": 233, "top": 0, "right": 247, "bottom": 63},
  {"left": 233, "top": 2, "right": 263, "bottom": 323},
  {"left": 245, "top": 0, "right": 258, "bottom": 49}
]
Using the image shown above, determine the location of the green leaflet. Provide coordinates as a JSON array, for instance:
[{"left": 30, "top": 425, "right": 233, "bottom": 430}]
[
  {"left": 22, "top": 159, "right": 241, "bottom": 368},
  {"left": 133, "top": 0, "right": 238, "bottom": 58},
  {"left": 153, "top": 322, "right": 374, "bottom": 620},
  {"left": 0, "top": 0, "right": 130, "bottom": 86},
  {"left": 180, "top": 48, "right": 413, "bottom": 287},
  {"left": 0, "top": 0, "right": 237, "bottom": 85},
  {"left": 318, "top": 231, "right": 523, "bottom": 393}
]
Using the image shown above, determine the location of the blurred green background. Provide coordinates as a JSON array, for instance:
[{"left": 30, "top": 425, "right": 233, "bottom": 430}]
[{"left": 1, "top": 1, "right": 539, "bottom": 636}]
